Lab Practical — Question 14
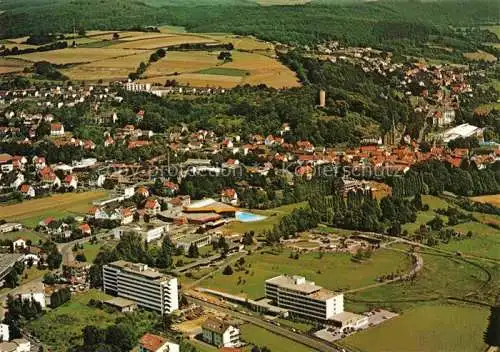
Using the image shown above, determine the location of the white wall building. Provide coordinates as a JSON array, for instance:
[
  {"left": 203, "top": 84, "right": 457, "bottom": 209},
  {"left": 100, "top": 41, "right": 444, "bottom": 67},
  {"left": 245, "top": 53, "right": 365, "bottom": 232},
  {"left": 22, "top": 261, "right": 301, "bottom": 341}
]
[
  {"left": 0, "top": 323, "right": 9, "bottom": 342},
  {"left": 103, "top": 260, "right": 178, "bottom": 315},
  {"left": 265, "top": 275, "right": 344, "bottom": 321},
  {"left": 201, "top": 316, "right": 241, "bottom": 348}
]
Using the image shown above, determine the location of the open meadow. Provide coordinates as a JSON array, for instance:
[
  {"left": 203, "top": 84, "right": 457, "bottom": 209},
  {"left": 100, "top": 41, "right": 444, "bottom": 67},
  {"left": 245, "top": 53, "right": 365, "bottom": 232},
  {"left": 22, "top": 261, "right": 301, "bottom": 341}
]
[
  {"left": 341, "top": 304, "right": 489, "bottom": 352},
  {"left": 470, "top": 194, "right": 500, "bottom": 207},
  {"left": 0, "top": 57, "right": 29, "bottom": 74},
  {"left": 0, "top": 191, "right": 108, "bottom": 227},
  {"left": 26, "top": 290, "right": 118, "bottom": 351},
  {"left": 241, "top": 324, "right": 312, "bottom": 352},
  {"left": 197, "top": 248, "right": 411, "bottom": 299}
]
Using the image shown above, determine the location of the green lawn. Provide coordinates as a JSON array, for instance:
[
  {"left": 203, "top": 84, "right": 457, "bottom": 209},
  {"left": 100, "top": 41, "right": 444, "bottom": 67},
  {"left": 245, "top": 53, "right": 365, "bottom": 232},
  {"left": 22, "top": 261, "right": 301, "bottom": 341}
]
[
  {"left": 438, "top": 222, "right": 500, "bottom": 260},
  {"left": 403, "top": 195, "right": 450, "bottom": 234},
  {"left": 198, "top": 248, "right": 410, "bottom": 299},
  {"left": 198, "top": 67, "right": 249, "bottom": 76},
  {"left": 348, "top": 248, "right": 497, "bottom": 311},
  {"left": 275, "top": 318, "right": 314, "bottom": 332},
  {"left": 241, "top": 324, "right": 312, "bottom": 352},
  {"left": 27, "top": 289, "right": 118, "bottom": 351},
  {"left": 223, "top": 202, "right": 308, "bottom": 234},
  {"left": 0, "top": 230, "right": 44, "bottom": 243},
  {"left": 342, "top": 304, "right": 489, "bottom": 352}
]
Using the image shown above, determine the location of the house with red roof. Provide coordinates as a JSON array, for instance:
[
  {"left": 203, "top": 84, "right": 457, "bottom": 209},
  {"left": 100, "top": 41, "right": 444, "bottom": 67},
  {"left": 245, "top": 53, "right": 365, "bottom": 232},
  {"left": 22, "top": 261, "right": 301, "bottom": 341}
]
[
  {"left": 19, "top": 184, "right": 35, "bottom": 198},
  {"left": 139, "top": 333, "right": 179, "bottom": 352},
  {"left": 163, "top": 181, "right": 179, "bottom": 196},
  {"left": 50, "top": 123, "right": 64, "bottom": 137},
  {"left": 136, "top": 186, "right": 150, "bottom": 198},
  {"left": 63, "top": 175, "right": 78, "bottom": 190},
  {"left": 144, "top": 199, "right": 161, "bottom": 217},
  {"left": 78, "top": 223, "right": 92, "bottom": 236},
  {"left": 221, "top": 188, "right": 238, "bottom": 205}
]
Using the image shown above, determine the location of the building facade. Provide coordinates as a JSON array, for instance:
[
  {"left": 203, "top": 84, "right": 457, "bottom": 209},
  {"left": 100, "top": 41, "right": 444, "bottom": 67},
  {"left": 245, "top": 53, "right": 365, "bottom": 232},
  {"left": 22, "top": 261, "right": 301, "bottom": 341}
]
[
  {"left": 201, "top": 316, "right": 240, "bottom": 348},
  {"left": 265, "top": 275, "right": 343, "bottom": 321},
  {"left": 103, "top": 260, "right": 178, "bottom": 315}
]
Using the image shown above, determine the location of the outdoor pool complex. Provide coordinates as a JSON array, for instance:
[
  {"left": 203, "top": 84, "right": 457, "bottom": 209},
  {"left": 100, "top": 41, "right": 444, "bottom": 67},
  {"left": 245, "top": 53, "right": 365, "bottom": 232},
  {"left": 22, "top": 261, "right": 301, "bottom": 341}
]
[{"left": 235, "top": 211, "right": 267, "bottom": 222}]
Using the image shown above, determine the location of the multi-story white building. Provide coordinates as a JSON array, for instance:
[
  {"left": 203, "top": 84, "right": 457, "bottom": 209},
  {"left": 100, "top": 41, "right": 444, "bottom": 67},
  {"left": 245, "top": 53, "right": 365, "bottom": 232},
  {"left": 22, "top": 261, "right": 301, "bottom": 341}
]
[
  {"left": 265, "top": 275, "right": 343, "bottom": 321},
  {"left": 201, "top": 316, "right": 240, "bottom": 348},
  {"left": 103, "top": 260, "right": 178, "bottom": 315},
  {"left": 124, "top": 82, "right": 151, "bottom": 93}
]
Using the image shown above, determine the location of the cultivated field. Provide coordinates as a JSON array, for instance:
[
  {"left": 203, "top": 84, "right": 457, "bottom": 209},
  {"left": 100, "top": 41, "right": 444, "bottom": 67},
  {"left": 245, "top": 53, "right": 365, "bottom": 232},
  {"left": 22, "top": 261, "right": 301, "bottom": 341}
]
[
  {"left": 342, "top": 304, "right": 489, "bottom": 352},
  {"left": 62, "top": 51, "right": 154, "bottom": 81},
  {"left": 197, "top": 248, "right": 410, "bottom": 299},
  {"left": 470, "top": 194, "right": 500, "bottom": 207},
  {"left": 1, "top": 191, "right": 108, "bottom": 227},
  {"left": 111, "top": 35, "right": 216, "bottom": 50},
  {"left": 0, "top": 57, "right": 28, "bottom": 74},
  {"left": 3, "top": 29, "right": 300, "bottom": 87},
  {"left": 9, "top": 48, "right": 144, "bottom": 64}
]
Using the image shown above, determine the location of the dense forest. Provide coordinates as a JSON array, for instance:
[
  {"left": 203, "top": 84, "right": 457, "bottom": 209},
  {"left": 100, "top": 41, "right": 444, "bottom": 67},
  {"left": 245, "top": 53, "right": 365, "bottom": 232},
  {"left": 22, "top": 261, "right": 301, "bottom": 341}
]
[{"left": 0, "top": 0, "right": 498, "bottom": 55}]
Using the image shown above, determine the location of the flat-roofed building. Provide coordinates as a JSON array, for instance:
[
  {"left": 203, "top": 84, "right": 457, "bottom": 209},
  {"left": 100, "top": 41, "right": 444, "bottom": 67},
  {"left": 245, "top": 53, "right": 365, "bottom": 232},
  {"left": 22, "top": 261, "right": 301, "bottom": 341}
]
[
  {"left": 103, "top": 260, "right": 178, "bottom": 315},
  {"left": 265, "top": 275, "right": 343, "bottom": 321}
]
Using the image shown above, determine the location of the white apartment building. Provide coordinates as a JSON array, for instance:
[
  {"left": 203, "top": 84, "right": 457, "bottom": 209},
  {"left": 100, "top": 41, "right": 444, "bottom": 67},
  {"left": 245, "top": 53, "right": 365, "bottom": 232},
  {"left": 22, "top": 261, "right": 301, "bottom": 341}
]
[
  {"left": 103, "top": 260, "right": 178, "bottom": 315},
  {"left": 201, "top": 316, "right": 241, "bottom": 348},
  {"left": 125, "top": 82, "right": 151, "bottom": 93},
  {"left": 265, "top": 275, "right": 344, "bottom": 321}
]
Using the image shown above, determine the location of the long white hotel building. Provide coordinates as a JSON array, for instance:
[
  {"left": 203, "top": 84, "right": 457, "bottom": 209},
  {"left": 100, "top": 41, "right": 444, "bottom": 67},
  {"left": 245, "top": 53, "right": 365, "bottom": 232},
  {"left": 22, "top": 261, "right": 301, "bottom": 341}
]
[
  {"left": 103, "top": 260, "right": 178, "bottom": 314},
  {"left": 265, "top": 275, "right": 343, "bottom": 320}
]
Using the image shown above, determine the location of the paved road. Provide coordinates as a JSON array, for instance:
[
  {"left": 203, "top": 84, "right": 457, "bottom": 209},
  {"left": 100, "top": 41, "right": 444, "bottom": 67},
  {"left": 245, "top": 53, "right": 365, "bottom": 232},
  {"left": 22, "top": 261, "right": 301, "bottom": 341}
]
[
  {"left": 186, "top": 295, "right": 344, "bottom": 352},
  {"left": 58, "top": 232, "right": 111, "bottom": 266}
]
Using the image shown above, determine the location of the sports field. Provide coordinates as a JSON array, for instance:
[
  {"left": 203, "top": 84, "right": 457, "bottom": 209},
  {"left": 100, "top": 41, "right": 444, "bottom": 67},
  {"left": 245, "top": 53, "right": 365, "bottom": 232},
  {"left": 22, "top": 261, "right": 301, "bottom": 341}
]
[
  {"left": 342, "top": 304, "right": 489, "bottom": 352},
  {"left": 1, "top": 191, "right": 108, "bottom": 227},
  {"left": 198, "top": 248, "right": 411, "bottom": 299}
]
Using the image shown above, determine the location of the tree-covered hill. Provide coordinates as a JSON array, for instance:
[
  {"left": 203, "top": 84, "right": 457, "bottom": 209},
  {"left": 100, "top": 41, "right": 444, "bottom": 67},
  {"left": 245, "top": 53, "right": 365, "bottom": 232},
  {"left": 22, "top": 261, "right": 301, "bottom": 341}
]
[{"left": 0, "top": 0, "right": 498, "bottom": 47}]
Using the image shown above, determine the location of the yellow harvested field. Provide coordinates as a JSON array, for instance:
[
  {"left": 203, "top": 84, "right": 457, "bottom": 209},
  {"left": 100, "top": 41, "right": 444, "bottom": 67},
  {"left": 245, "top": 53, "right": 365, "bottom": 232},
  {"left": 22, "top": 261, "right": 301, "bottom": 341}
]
[
  {"left": 3, "top": 43, "right": 39, "bottom": 50},
  {"left": 62, "top": 51, "right": 154, "bottom": 81},
  {"left": 227, "top": 51, "right": 300, "bottom": 88},
  {"left": 9, "top": 48, "right": 143, "bottom": 64},
  {"left": 144, "top": 73, "right": 242, "bottom": 88},
  {"left": 140, "top": 50, "right": 299, "bottom": 89},
  {"left": 464, "top": 50, "right": 497, "bottom": 62},
  {"left": 90, "top": 31, "right": 175, "bottom": 42},
  {"left": 204, "top": 34, "right": 274, "bottom": 52},
  {"left": 145, "top": 51, "right": 220, "bottom": 76},
  {"left": 8, "top": 36, "right": 30, "bottom": 44},
  {"left": 1, "top": 191, "right": 108, "bottom": 226},
  {"left": 110, "top": 35, "right": 216, "bottom": 49},
  {"left": 0, "top": 58, "right": 29, "bottom": 74},
  {"left": 470, "top": 194, "right": 500, "bottom": 207}
]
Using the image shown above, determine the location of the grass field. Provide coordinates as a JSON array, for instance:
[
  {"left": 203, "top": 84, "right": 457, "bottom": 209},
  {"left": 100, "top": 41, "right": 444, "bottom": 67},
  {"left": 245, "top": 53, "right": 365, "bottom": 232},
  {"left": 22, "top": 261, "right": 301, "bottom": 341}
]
[
  {"left": 241, "top": 324, "right": 312, "bottom": 352},
  {"left": 440, "top": 222, "right": 500, "bottom": 260},
  {"left": 348, "top": 247, "right": 496, "bottom": 311},
  {"left": 203, "top": 34, "right": 274, "bottom": 52},
  {"left": 464, "top": 50, "right": 497, "bottom": 62},
  {"left": 0, "top": 191, "right": 108, "bottom": 227},
  {"left": 402, "top": 195, "right": 450, "bottom": 234},
  {"left": 27, "top": 290, "right": 118, "bottom": 351},
  {"left": 342, "top": 304, "right": 489, "bottom": 352},
  {"left": 482, "top": 25, "right": 500, "bottom": 37},
  {"left": 222, "top": 202, "right": 308, "bottom": 234},
  {"left": 9, "top": 48, "right": 144, "bottom": 64},
  {"left": 198, "top": 67, "right": 249, "bottom": 76},
  {"left": 198, "top": 248, "right": 410, "bottom": 299}
]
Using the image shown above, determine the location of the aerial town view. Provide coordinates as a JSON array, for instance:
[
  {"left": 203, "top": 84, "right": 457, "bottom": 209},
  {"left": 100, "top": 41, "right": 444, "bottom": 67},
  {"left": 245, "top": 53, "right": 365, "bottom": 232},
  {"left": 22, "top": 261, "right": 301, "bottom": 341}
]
[{"left": 0, "top": 0, "right": 498, "bottom": 351}]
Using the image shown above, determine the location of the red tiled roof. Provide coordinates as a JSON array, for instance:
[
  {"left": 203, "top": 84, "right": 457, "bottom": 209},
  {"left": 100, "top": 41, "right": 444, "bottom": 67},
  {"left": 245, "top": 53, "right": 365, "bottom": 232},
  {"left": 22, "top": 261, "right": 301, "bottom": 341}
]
[{"left": 139, "top": 333, "right": 167, "bottom": 352}]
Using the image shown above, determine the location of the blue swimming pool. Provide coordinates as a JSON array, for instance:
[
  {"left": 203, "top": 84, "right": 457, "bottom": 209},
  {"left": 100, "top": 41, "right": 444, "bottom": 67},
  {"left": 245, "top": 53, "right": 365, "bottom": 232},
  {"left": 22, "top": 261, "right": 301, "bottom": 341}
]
[{"left": 235, "top": 211, "right": 267, "bottom": 222}]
